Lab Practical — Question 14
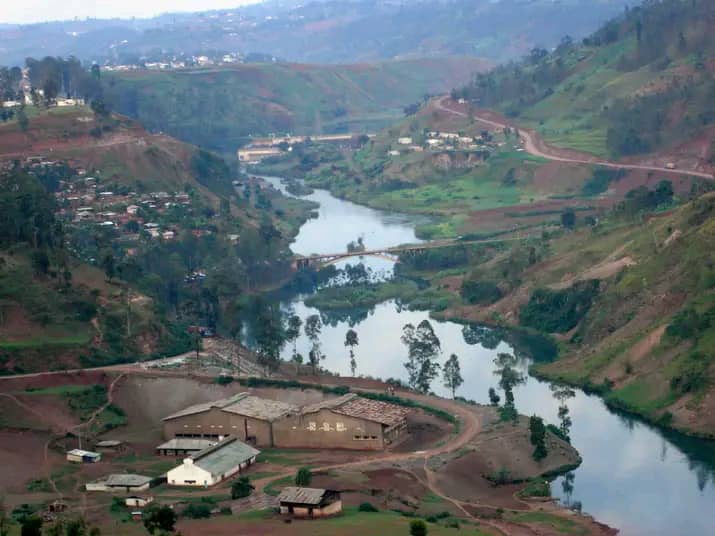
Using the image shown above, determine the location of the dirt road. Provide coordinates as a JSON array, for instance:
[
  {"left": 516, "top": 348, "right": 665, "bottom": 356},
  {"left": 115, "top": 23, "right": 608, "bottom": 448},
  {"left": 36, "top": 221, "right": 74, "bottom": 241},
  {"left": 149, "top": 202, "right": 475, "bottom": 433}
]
[{"left": 435, "top": 96, "right": 714, "bottom": 180}]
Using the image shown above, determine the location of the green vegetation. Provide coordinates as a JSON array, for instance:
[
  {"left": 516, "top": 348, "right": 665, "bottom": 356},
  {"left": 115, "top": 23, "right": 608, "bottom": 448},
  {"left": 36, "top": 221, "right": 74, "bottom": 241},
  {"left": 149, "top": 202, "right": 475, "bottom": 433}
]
[
  {"left": 520, "top": 280, "right": 600, "bottom": 333},
  {"left": 102, "top": 58, "right": 485, "bottom": 155},
  {"left": 518, "top": 479, "right": 551, "bottom": 498},
  {"left": 504, "top": 511, "right": 586, "bottom": 535},
  {"left": 295, "top": 467, "right": 312, "bottom": 487},
  {"left": 455, "top": 0, "right": 715, "bottom": 157},
  {"left": 358, "top": 502, "right": 379, "bottom": 513}
]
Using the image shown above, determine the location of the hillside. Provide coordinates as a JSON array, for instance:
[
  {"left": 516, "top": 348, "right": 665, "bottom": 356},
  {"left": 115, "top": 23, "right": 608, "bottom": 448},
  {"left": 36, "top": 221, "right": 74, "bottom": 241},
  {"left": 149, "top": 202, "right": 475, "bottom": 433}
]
[
  {"left": 0, "top": 106, "right": 313, "bottom": 373},
  {"left": 102, "top": 58, "right": 490, "bottom": 155},
  {"left": 0, "top": 0, "right": 631, "bottom": 66},
  {"left": 419, "top": 192, "right": 715, "bottom": 437},
  {"left": 454, "top": 0, "right": 715, "bottom": 164}
]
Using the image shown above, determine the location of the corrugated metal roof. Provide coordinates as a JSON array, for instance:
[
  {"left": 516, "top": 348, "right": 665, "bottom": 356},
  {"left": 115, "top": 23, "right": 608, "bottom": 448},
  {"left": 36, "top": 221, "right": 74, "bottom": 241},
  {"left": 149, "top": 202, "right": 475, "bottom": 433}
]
[
  {"left": 190, "top": 437, "right": 260, "bottom": 477},
  {"left": 105, "top": 474, "right": 152, "bottom": 487},
  {"left": 163, "top": 393, "right": 297, "bottom": 422},
  {"left": 334, "top": 397, "right": 410, "bottom": 427},
  {"left": 156, "top": 438, "right": 217, "bottom": 451},
  {"left": 278, "top": 487, "right": 328, "bottom": 505},
  {"left": 301, "top": 393, "right": 357, "bottom": 415}
]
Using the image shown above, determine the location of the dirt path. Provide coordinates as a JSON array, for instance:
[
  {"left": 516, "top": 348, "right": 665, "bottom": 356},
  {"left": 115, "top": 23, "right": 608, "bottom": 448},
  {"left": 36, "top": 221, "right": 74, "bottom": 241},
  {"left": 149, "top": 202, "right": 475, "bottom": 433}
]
[{"left": 435, "top": 96, "right": 714, "bottom": 180}]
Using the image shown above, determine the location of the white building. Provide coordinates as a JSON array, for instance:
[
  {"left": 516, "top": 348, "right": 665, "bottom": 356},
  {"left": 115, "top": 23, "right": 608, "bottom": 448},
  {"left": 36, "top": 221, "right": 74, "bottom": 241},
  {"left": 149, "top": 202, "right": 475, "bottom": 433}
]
[
  {"left": 166, "top": 437, "right": 259, "bottom": 487},
  {"left": 397, "top": 137, "right": 413, "bottom": 145}
]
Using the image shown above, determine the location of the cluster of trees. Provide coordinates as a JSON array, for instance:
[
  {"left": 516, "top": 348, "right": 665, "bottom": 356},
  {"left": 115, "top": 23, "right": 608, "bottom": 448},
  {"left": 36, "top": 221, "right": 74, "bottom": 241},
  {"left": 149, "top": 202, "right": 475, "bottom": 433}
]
[
  {"left": 0, "top": 170, "right": 62, "bottom": 250},
  {"left": 520, "top": 280, "right": 600, "bottom": 333},
  {"left": 24, "top": 56, "right": 102, "bottom": 105},
  {"left": 614, "top": 180, "right": 674, "bottom": 218}
]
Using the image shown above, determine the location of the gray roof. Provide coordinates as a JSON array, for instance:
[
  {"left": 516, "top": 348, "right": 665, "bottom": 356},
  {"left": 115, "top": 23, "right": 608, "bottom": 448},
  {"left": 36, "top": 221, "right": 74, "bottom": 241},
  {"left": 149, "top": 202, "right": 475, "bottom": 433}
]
[
  {"left": 163, "top": 392, "right": 297, "bottom": 422},
  {"left": 278, "top": 487, "right": 329, "bottom": 505},
  {"left": 191, "top": 437, "right": 260, "bottom": 477},
  {"left": 96, "top": 440, "right": 123, "bottom": 448},
  {"left": 105, "top": 474, "right": 152, "bottom": 487},
  {"left": 156, "top": 438, "right": 217, "bottom": 451}
]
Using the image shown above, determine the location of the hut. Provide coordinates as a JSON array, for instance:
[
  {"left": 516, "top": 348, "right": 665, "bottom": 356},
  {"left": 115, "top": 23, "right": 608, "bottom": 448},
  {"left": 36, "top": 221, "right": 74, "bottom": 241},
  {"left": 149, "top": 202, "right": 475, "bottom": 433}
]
[{"left": 278, "top": 487, "right": 342, "bottom": 518}]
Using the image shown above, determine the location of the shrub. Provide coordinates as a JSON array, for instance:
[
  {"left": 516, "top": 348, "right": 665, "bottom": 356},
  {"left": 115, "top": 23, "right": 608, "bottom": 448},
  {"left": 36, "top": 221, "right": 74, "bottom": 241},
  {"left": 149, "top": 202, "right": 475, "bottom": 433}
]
[
  {"left": 520, "top": 280, "right": 600, "bottom": 333},
  {"left": 231, "top": 476, "right": 254, "bottom": 499},
  {"left": 183, "top": 503, "right": 211, "bottom": 519},
  {"left": 670, "top": 352, "right": 711, "bottom": 394},
  {"left": 295, "top": 467, "right": 312, "bottom": 487},
  {"left": 409, "top": 519, "right": 428, "bottom": 536},
  {"left": 460, "top": 280, "right": 503, "bottom": 305},
  {"left": 358, "top": 502, "right": 379, "bottom": 512}
]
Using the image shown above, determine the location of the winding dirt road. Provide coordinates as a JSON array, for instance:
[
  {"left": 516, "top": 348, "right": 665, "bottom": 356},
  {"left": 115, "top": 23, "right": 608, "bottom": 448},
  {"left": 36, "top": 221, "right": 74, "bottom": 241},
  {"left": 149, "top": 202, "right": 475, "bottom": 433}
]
[{"left": 435, "top": 96, "right": 714, "bottom": 180}]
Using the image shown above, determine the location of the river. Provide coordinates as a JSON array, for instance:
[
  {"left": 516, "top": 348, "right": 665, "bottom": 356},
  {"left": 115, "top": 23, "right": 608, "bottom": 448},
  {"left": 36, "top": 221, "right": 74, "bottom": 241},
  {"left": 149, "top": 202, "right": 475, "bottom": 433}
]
[{"left": 263, "top": 175, "right": 715, "bottom": 536}]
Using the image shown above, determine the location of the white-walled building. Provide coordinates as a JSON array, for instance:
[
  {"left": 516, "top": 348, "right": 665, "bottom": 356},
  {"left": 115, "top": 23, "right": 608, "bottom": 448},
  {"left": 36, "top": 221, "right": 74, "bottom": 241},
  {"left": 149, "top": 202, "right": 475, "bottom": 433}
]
[{"left": 166, "top": 437, "right": 259, "bottom": 487}]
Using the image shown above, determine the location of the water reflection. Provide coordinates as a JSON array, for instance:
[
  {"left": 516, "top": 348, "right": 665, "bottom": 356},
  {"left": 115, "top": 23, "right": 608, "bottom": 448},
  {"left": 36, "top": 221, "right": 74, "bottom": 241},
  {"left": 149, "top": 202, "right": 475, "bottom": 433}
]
[{"left": 266, "top": 175, "right": 715, "bottom": 536}]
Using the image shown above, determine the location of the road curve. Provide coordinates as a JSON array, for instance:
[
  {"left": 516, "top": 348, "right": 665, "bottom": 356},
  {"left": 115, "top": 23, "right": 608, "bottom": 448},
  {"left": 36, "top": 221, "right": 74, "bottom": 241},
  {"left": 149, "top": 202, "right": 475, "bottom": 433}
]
[{"left": 435, "top": 96, "right": 714, "bottom": 180}]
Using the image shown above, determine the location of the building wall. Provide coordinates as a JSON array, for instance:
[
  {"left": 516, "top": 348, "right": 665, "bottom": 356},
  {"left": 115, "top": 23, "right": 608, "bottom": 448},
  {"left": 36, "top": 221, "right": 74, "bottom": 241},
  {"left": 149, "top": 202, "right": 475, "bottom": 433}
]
[
  {"left": 273, "top": 409, "right": 385, "bottom": 450},
  {"left": 166, "top": 461, "right": 214, "bottom": 487},
  {"left": 163, "top": 408, "right": 274, "bottom": 446},
  {"left": 280, "top": 500, "right": 342, "bottom": 518}
]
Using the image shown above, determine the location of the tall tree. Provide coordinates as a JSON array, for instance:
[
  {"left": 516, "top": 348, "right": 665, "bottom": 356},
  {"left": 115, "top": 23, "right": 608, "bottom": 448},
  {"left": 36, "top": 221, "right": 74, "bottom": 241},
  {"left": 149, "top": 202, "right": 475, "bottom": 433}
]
[
  {"left": 344, "top": 328, "right": 359, "bottom": 376},
  {"left": 493, "top": 352, "right": 525, "bottom": 419},
  {"left": 442, "top": 353, "right": 464, "bottom": 398},
  {"left": 252, "top": 300, "right": 285, "bottom": 375},
  {"left": 285, "top": 314, "right": 302, "bottom": 362},
  {"left": 550, "top": 384, "right": 576, "bottom": 441},
  {"left": 401, "top": 320, "right": 441, "bottom": 393},
  {"left": 529, "top": 415, "right": 548, "bottom": 461},
  {"left": 305, "top": 314, "right": 322, "bottom": 374}
]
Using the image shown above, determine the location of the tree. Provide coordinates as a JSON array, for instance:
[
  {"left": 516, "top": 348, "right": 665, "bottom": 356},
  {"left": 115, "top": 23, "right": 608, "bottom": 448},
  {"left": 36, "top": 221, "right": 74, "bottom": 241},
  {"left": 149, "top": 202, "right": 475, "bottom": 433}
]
[
  {"left": 442, "top": 353, "right": 463, "bottom": 398},
  {"left": 20, "top": 516, "right": 42, "bottom": 536},
  {"left": 409, "top": 519, "right": 428, "bottom": 536},
  {"left": 560, "top": 208, "right": 576, "bottom": 229},
  {"left": 344, "top": 328, "right": 359, "bottom": 376},
  {"left": 17, "top": 108, "right": 28, "bottom": 132},
  {"left": 551, "top": 385, "right": 575, "bottom": 441},
  {"left": 143, "top": 504, "right": 176, "bottom": 534},
  {"left": 285, "top": 314, "right": 302, "bottom": 362},
  {"left": 493, "top": 352, "right": 525, "bottom": 412},
  {"left": 0, "top": 496, "right": 9, "bottom": 536},
  {"left": 100, "top": 250, "right": 115, "bottom": 281},
  {"left": 231, "top": 476, "right": 254, "bottom": 499},
  {"left": 305, "top": 314, "right": 323, "bottom": 374},
  {"left": 295, "top": 467, "right": 312, "bottom": 486},
  {"left": 529, "top": 415, "right": 548, "bottom": 461},
  {"left": 488, "top": 387, "right": 501, "bottom": 406},
  {"left": 31, "top": 249, "right": 50, "bottom": 276},
  {"left": 402, "top": 320, "right": 441, "bottom": 393},
  {"left": 252, "top": 300, "right": 286, "bottom": 375}
]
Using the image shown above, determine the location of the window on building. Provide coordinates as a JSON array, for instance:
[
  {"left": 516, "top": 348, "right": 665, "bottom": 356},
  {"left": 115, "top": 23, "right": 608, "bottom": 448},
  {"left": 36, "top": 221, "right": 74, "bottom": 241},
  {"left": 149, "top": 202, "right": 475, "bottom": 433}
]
[
  {"left": 308, "top": 421, "right": 317, "bottom": 431},
  {"left": 336, "top": 422, "right": 346, "bottom": 432}
]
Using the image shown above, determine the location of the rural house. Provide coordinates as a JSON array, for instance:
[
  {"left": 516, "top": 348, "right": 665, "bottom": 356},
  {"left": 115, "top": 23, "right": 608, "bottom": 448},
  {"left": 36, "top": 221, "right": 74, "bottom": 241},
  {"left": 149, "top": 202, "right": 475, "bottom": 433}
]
[
  {"left": 166, "top": 436, "right": 259, "bottom": 487},
  {"left": 162, "top": 392, "right": 298, "bottom": 447},
  {"left": 272, "top": 394, "right": 409, "bottom": 450},
  {"left": 278, "top": 487, "right": 342, "bottom": 518}
]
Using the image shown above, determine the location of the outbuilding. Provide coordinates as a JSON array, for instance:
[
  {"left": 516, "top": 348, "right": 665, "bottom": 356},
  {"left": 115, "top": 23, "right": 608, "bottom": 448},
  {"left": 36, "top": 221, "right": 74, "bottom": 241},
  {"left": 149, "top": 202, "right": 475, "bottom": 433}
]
[
  {"left": 166, "top": 436, "right": 259, "bottom": 487},
  {"left": 278, "top": 487, "right": 342, "bottom": 518},
  {"left": 85, "top": 474, "right": 152, "bottom": 492},
  {"left": 67, "top": 449, "right": 101, "bottom": 463},
  {"left": 125, "top": 496, "right": 153, "bottom": 508}
]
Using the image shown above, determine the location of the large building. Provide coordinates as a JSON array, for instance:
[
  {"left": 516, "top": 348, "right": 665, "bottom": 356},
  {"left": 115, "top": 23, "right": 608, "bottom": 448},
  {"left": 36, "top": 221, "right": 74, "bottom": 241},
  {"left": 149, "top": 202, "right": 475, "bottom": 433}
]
[
  {"left": 162, "top": 392, "right": 410, "bottom": 450},
  {"left": 162, "top": 392, "right": 298, "bottom": 447},
  {"left": 273, "top": 394, "right": 409, "bottom": 450},
  {"left": 166, "top": 436, "right": 259, "bottom": 487}
]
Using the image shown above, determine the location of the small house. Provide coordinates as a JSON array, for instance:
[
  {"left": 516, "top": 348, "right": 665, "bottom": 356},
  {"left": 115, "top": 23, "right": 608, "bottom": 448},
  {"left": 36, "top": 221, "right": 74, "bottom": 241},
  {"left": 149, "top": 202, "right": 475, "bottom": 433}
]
[
  {"left": 95, "top": 440, "right": 124, "bottom": 452},
  {"left": 278, "top": 487, "right": 342, "bottom": 518},
  {"left": 67, "top": 449, "right": 101, "bottom": 463}
]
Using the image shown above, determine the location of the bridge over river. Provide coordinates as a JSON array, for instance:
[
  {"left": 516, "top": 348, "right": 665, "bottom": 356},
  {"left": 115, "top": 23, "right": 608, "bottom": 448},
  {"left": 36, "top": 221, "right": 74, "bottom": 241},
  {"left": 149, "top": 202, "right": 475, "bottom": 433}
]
[{"left": 291, "top": 235, "right": 528, "bottom": 269}]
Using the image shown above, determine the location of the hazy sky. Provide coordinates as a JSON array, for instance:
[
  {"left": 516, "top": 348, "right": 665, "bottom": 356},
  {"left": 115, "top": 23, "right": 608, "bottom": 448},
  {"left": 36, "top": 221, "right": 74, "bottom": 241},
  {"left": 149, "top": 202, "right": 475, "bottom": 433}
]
[{"left": 1, "top": 0, "right": 262, "bottom": 24}]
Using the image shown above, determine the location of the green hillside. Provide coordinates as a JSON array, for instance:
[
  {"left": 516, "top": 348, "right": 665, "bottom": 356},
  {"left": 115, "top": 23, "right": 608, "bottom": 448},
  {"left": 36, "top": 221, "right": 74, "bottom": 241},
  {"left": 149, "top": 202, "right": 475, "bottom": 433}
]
[
  {"left": 102, "top": 57, "right": 489, "bottom": 155},
  {"left": 455, "top": 0, "right": 715, "bottom": 159}
]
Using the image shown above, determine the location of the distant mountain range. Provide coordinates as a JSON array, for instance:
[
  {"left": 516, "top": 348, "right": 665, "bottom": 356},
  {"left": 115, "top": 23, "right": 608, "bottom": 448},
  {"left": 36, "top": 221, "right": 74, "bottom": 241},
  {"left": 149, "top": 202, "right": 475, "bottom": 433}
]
[{"left": 0, "top": 0, "right": 631, "bottom": 66}]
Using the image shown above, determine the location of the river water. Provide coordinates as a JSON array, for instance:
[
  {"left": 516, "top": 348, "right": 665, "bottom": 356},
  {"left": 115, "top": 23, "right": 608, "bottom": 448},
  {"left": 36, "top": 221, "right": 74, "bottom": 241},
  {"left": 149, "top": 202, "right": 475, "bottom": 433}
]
[{"left": 263, "top": 175, "right": 715, "bottom": 536}]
